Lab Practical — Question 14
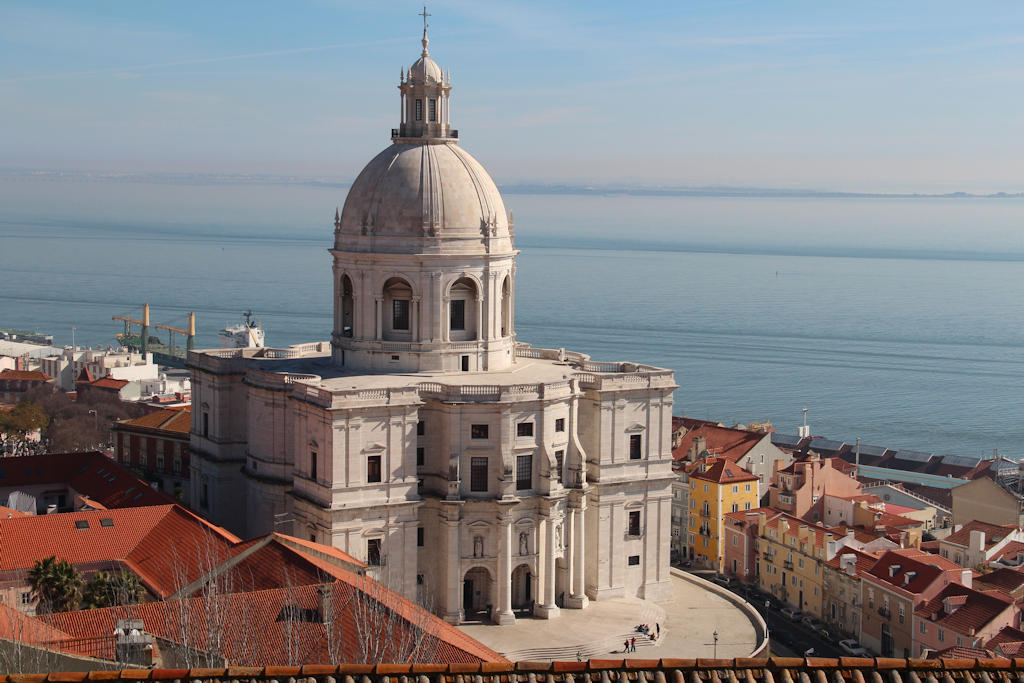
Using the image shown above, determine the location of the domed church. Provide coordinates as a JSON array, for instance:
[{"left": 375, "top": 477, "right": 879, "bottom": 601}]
[{"left": 187, "top": 23, "right": 677, "bottom": 625}]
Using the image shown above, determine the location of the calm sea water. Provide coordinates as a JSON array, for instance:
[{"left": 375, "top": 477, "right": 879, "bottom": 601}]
[{"left": 2, "top": 177, "right": 1024, "bottom": 459}]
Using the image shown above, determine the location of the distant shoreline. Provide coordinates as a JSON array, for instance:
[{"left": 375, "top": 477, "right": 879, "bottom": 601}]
[{"left": 2, "top": 167, "right": 1023, "bottom": 200}]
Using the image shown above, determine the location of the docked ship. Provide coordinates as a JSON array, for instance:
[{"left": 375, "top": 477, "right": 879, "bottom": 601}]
[{"left": 218, "top": 310, "right": 265, "bottom": 349}]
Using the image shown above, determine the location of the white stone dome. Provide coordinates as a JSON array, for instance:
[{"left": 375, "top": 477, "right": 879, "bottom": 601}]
[
  {"left": 337, "top": 142, "right": 511, "bottom": 254},
  {"left": 409, "top": 54, "right": 442, "bottom": 84}
]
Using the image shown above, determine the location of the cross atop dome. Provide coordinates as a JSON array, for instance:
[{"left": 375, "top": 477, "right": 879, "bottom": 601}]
[{"left": 419, "top": 5, "right": 431, "bottom": 56}]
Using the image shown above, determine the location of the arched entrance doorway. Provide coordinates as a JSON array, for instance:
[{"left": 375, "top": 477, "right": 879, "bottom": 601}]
[
  {"left": 511, "top": 564, "right": 532, "bottom": 611},
  {"left": 462, "top": 567, "right": 493, "bottom": 619}
]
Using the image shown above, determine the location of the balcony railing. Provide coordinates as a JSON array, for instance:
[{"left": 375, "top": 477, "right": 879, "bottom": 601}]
[
  {"left": 783, "top": 560, "right": 794, "bottom": 570},
  {"left": 878, "top": 606, "right": 891, "bottom": 619}
]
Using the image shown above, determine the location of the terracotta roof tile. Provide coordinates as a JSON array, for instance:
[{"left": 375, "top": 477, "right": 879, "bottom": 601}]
[
  {"left": 0, "top": 451, "right": 177, "bottom": 509},
  {"left": 944, "top": 521, "right": 1019, "bottom": 548},
  {"left": 691, "top": 458, "right": 759, "bottom": 484},
  {"left": 0, "top": 370, "right": 51, "bottom": 382},
  {"left": 88, "top": 377, "right": 130, "bottom": 390},
  {"left": 987, "top": 625, "right": 1024, "bottom": 648},
  {"left": 825, "top": 547, "right": 880, "bottom": 574},
  {"left": 975, "top": 568, "right": 1024, "bottom": 592},
  {"left": 916, "top": 583, "right": 1014, "bottom": 635},
  {"left": 116, "top": 407, "right": 191, "bottom": 435},
  {"left": 673, "top": 423, "right": 763, "bottom": 463},
  {"left": 0, "top": 504, "right": 239, "bottom": 598},
  {"left": 865, "top": 549, "right": 964, "bottom": 594},
  {"left": 43, "top": 580, "right": 505, "bottom": 666}
]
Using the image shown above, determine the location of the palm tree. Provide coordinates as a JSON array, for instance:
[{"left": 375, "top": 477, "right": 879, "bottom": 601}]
[
  {"left": 82, "top": 570, "right": 145, "bottom": 609},
  {"left": 27, "top": 556, "right": 84, "bottom": 614}
]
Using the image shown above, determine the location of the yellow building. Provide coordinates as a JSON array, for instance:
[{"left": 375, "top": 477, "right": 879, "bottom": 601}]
[
  {"left": 756, "top": 511, "right": 845, "bottom": 618},
  {"left": 687, "top": 458, "right": 760, "bottom": 571}
]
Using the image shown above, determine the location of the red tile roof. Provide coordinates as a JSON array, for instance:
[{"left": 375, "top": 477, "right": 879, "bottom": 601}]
[
  {"left": 673, "top": 422, "right": 763, "bottom": 463},
  {"left": 691, "top": 457, "right": 759, "bottom": 484},
  {"left": 116, "top": 406, "right": 191, "bottom": 435},
  {"left": 916, "top": 583, "right": 1014, "bottom": 636},
  {"left": 44, "top": 579, "right": 505, "bottom": 666},
  {"left": 762, "top": 512, "right": 841, "bottom": 550},
  {"left": 0, "top": 451, "right": 177, "bottom": 509},
  {"left": 865, "top": 549, "right": 964, "bottom": 594},
  {"left": 974, "top": 568, "right": 1024, "bottom": 593},
  {"left": 75, "top": 367, "right": 95, "bottom": 384},
  {"left": 0, "top": 602, "right": 73, "bottom": 646},
  {"left": 867, "top": 510, "right": 923, "bottom": 530},
  {"left": 987, "top": 625, "right": 1024, "bottom": 649},
  {"left": 0, "top": 369, "right": 51, "bottom": 382},
  {"left": 992, "top": 541, "right": 1024, "bottom": 563},
  {"left": 0, "top": 505, "right": 29, "bottom": 518},
  {"left": 825, "top": 547, "right": 881, "bottom": 574},
  {"left": 943, "top": 521, "right": 1018, "bottom": 548},
  {"left": 88, "top": 376, "right": 130, "bottom": 390},
  {"left": 0, "top": 504, "right": 239, "bottom": 598}
]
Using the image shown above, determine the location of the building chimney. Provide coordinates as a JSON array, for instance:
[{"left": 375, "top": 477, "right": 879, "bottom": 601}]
[
  {"left": 841, "top": 553, "right": 857, "bottom": 576},
  {"left": 961, "top": 569, "right": 972, "bottom": 589},
  {"left": 969, "top": 529, "right": 986, "bottom": 555}
]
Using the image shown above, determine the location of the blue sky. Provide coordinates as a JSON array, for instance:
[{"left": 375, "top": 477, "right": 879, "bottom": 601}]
[{"left": 3, "top": 1, "right": 1024, "bottom": 191}]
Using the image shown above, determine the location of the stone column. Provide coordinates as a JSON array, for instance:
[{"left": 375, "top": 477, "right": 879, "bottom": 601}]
[
  {"left": 475, "top": 295, "right": 483, "bottom": 341},
  {"left": 442, "top": 296, "right": 450, "bottom": 342},
  {"left": 442, "top": 515, "right": 462, "bottom": 624},
  {"left": 375, "top": 296, "right": 383, "bottom": 340},
  {"left": 567, "top": 502, "right": 589, "bottom": 608},
  {"left": 534, "top": 515, "right": 560, "bottom": 618},
  {"left": 411, "top": 296, "right": 421, "bottom": 343},
  {"left": 494, "top": 514, "right": 515, "bottom": 624}
]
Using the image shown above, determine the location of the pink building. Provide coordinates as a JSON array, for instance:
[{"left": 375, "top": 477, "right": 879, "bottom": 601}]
[
  {"left": 914, "top": 584, "right": 1017, "bottom": 658},
  {"left": 860, "top": 548, "right": 970, "bottom": 658},
  {"left": 723, "top": 507, "right": 779, "bottom": 582},
  {"left": 769, "top": 455, "right": 862, "bottom": 522}
]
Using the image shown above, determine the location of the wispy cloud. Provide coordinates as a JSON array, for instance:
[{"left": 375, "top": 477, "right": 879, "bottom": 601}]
[{"left": 0, "top": 38, "right": 408, "bottom": 85}]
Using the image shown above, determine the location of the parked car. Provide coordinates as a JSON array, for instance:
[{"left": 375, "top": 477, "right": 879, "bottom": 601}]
[
  {"left": 838, "top": 639, "right": 869, "bottom": 656},
  {"left": 781, "top": 607, "right": 801, "bottom": 621},
  {"left": 711, "top": 574, "right": 733, "bottom": 587},
  {"left": 800, "top": 616, "right": 830, "bottom": 637}
]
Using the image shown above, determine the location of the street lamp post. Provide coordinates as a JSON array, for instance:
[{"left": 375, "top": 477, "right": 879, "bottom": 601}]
[
  {"left": 88, "top": 409, "right": 98, "bottom": 432},
  {"left": 713, "top": 630, "right": 719, "bottom": 658}
]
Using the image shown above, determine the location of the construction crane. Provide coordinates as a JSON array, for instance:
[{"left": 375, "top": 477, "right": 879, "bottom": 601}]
[
  {"left": 155, "top": 312, "right": 196, "bottom": 355},
  {"left": 113, "top": 304, "right": 196, "bottom": 358},
  {"left": 113, "top": 303, "right": 151, "bottom": 355}
]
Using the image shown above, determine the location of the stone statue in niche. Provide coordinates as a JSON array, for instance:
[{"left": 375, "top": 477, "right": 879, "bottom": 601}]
[
  {"left": 555, "top": 524, "right": 562, "bottom": 548},
  {"left": 518, "top": 531, "right": 529, "bottom": 555},
  {"left": 473, "top": 535, "right": 483, "bottom": 558}
]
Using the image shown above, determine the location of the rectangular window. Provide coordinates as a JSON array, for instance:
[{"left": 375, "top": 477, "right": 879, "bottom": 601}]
[
  {"left": 629, "top": 434, "right": 642, "bottom": 460},
  {"left": 450, "top": 299, "right": 465, "bottom": 330},
  {"left": 938, "top": 628, "right": 944, "bottom": 643},
  {"left": 516, "top": 454, "right": 532, "bottom": 490},
  {"left": 367, "top": 455, "right": 382, "bottom": 483},
  {"left": 461, "top": 354, "right": 469, "bottom": 371},
  {"left": 367, "top": 539, "right": 382, "bottom": 566},
  {"left": 628, "top": 510, "right": 641, "bottom": 536},
  {"left": 471, "top": 457, "right": 488, "bottom": 492},
  {"left": 20, "top": 592, "right": 30, "bottom": 606},
  {"left": 555, "top": 418, "right": 565, "bottom": 432},
  {"left": 417, "top": 420, "right": 425, "bottom": 436},
  {"left": 428, "top": 98, "right": 437, "bottom": 122},
  {"left": 200, "top": 483, "right": 208, "bottom": 508},
  {"left": 517, "top": 422, "right": 533, "bottom": 437},
  {"left": 744, "top": 502, "right": 751, "bottom": 510},
  {"left": 392, "top": 299, "right": 410, "bottom": 330},
  {"left": 554, "top": 450, "right": 564, "bottom": 483},
  {"left": 732, "top": 485, "right": 738, "bottom": 493},
  {"left": 202, "top": 412, "right": 209, "bottom": 437},
  {"left": 415, "top": 99, "right": 423, "bottom": 121},
  {"left": 156, "top": 453, "right": 164, "bottom": 470},
  {"left": 416, "top": 447, "right": 424, "bottom": 467},
  {"left": 310, "top": 451, "right": 317, "bottom": 480},
  {"left": 173, "top": 455, "right": 181, "bottom": 474},
  {"left": 471, "top": 424, "right": 489, "bottom": 439},
  {"left": 627, "top": 555, "right": 640, "bottom": 566},
  {"left": 417, "top": 527, "right": 424, "bottom": 547},
  {"left": 745, "top": 484, "right": 751, "bottom": 492},
  {"left": 920, "top": 621, "right": 927, "bottom": 634}
]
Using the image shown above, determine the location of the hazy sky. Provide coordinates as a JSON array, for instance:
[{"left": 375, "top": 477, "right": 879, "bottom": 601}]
[{"left": 4, "top": 1, "right": 1024, "bottom": 192}]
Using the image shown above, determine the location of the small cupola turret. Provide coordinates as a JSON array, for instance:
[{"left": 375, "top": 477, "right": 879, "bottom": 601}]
[{"left": 395, "top": 8, "right": 455, "bottom": 142}]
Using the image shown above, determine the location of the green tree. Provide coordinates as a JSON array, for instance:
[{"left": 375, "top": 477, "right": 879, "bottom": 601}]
[
  {"left": 82, "top": 570, "right": 145, "bottom": 609},
  {"left": 27, "top": 556, "right": 84, "bottom": 614}
]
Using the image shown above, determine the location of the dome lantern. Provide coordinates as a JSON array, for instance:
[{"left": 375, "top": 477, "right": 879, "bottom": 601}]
[{"left": 394, "top": 8, "right": 455, "bottom": 142}]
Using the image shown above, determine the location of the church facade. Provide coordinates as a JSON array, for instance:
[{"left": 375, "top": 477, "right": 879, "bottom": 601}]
[{"left": 188, "top": 27, "right": 677, "bottom": 625}]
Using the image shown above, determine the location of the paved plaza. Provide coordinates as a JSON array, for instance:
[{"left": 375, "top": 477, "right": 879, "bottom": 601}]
[{"left": 458, "top": 573, "right": 760, "bottom": 661}]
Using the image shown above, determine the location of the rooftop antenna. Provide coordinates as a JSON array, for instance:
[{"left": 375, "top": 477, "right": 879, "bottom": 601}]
[
  {"left": 798, "top": 406, "right": 810, "bottom": 438},
  {"left": 855, "top": 437, "right": 861, "bottom": 476}
]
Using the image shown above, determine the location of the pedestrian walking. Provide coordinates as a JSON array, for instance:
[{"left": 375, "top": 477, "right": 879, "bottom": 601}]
[
  {"left": 656, "top": 623, "right": 660, "bottom": 637},
  {"left": 631, "top": 636, "right": 636, "bottom": 652},
  {"left": 624, "top": 639, "right": 629, "bottom": 653}
]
